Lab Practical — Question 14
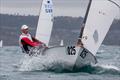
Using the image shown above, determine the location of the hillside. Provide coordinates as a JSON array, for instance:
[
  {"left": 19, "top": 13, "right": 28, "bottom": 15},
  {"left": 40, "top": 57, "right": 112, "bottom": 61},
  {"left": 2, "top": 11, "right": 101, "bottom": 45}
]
[{"left": 0, "top": 14, "right": 120, "bottom": 46}]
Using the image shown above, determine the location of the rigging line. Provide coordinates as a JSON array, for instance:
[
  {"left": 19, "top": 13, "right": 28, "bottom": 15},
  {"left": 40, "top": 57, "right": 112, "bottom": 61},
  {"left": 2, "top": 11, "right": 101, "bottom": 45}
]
[
  {"left": 83, "top": 0, "right": 92, "bottom": 24},
  {"left": 108, "top": 0, "right": 120, "bottom": 9}
]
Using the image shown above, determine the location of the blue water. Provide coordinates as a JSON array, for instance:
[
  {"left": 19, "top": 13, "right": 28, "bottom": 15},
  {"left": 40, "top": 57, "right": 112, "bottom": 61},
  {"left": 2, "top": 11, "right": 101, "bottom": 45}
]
[{"left": 0, "top": 45, "right": 120, "bottom": 80}]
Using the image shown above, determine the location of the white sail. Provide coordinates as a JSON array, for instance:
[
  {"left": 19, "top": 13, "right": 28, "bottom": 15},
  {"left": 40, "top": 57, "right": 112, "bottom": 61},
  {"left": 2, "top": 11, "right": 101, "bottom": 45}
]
[
  {"left": 0, "top": 40, "right": 3, "bottom": 48},
  {"left": 60, "top": 40, "right": 64, "bottom": 46},
  {"left": 35, "top": 0, "right": 53, "bottom": 46},
  {"left": 82, "top": 0, "right": 120, "bottom": 55}
]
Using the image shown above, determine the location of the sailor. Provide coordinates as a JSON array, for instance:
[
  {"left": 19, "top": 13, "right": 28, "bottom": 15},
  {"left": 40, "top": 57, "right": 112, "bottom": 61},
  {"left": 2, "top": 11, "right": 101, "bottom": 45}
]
[
  {"left": 76, "top": 38, "right": 83, "bottom": 48},
  {"left": 76, "top": 24, "right": 84, "bottom": 48},
  {"left": 19, "top": 25, "right": 46, "bottom": 54}
]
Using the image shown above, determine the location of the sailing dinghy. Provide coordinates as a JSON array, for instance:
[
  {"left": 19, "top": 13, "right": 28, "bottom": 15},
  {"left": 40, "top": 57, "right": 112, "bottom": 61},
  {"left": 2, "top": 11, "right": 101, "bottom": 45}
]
[{"left": 33, "top": 0, "right": 120, "bottom": 70}]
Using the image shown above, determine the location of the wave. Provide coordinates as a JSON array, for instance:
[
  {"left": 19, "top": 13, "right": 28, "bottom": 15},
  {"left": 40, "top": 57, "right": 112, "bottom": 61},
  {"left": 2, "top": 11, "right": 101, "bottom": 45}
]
[
  {"left": 17, "top": 54, "right": 120, "bottom": 75},
  {"left": 88, "top": 64, "right": 120, "bottom": 75}
]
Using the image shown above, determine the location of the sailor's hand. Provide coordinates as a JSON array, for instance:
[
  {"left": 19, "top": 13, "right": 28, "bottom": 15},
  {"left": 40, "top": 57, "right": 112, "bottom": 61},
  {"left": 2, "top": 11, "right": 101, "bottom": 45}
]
[
  {"left": 76, "top": 38, "right": 84, "bottom": 48},
  {"left": 41, "top": 43, "right": 46, "bottom": 47}
]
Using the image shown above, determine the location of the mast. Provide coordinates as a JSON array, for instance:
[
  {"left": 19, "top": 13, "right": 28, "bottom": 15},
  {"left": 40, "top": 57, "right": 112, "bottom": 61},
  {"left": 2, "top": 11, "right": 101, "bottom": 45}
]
[{"left": 77, "top": 0, "right": 92, "bottom": 45}]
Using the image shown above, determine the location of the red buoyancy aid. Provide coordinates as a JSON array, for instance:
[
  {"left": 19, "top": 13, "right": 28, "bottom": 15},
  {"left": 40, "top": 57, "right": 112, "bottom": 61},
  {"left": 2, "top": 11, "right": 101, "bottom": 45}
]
[{"left": 19, "top": 33, "right": 40, "bottom": 47}]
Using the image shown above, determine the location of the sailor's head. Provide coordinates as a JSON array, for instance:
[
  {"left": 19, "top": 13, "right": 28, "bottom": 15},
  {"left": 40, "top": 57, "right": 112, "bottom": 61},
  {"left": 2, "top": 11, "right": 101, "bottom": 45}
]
[{"left": 21, "top": 25, "right": 29, "bottom": 34}]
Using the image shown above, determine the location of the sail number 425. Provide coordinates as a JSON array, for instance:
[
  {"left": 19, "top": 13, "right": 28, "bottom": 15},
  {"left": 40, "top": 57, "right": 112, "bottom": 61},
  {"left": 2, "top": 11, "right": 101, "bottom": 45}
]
[
  {"left": 80, "top": 49, "right": 88, "bottom": 59},
  {"left": 67, "top": 46, "right": 76, "bottom": 55}
]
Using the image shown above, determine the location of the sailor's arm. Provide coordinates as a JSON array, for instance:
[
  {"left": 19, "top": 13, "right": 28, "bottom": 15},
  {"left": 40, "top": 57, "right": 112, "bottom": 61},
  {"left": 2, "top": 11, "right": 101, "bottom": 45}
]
[
  {"left": 32, "top": 37, "right": 40, "bottom": 42},
  {"left": 32, "top": 37, "right": 46, "bottom": 45},
  {"left": 21, "top": 37, "right": 39, "bottom": 47}
]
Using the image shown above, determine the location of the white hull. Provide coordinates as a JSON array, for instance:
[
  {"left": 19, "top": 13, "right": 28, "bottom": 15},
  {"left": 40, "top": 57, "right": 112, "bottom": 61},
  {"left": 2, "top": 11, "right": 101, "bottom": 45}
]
[{"left": 42, "top": 46, "right": 97, "bottom": 70}]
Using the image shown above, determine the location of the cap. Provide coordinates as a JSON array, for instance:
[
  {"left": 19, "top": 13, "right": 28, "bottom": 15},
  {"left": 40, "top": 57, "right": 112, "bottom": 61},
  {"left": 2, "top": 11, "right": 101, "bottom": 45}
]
[{"left": 21, "top": 25, "right": 29, "bottom": 30}]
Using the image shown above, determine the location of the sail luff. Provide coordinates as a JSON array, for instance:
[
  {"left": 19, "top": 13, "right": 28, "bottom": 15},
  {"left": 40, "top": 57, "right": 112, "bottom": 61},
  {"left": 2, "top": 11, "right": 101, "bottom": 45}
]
[
  {"left": 77, "top": 0, "right": 92, "bottom": 45},
  {"left": 36, "top": 0, "right": 44, "bottom": 32},
  {"left": 83, "top": 0, "right": 92, "bottom": 25}
]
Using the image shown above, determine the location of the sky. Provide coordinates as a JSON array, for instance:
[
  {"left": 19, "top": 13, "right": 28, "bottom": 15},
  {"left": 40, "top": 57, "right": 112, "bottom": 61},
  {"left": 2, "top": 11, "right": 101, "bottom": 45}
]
[
  {"left": 0, "top": 0, "right": 120, "bottom": 18},
  {"left": 0, "top": 0, "right": 89, "bottom": 17}
]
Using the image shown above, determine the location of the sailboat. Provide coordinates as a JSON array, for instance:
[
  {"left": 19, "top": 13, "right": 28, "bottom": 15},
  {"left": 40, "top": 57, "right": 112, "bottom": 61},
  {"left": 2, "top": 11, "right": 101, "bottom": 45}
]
[
  {"left": 0, "top": 40, "right": 3, "bottom": 48},
  {"left": 35, "top": 0, "right": 120, "bottom": 69}
]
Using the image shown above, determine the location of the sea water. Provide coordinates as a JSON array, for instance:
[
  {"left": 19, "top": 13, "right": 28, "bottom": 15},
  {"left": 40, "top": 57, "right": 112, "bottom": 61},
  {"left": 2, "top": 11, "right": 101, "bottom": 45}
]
[{"left": 0, "top": 45, "right": 120, "bottom": 80}]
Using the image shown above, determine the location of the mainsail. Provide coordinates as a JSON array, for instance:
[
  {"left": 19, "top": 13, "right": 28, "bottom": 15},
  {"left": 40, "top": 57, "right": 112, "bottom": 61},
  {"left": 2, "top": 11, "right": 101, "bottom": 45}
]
[
  {"left": 81, "top": 0, "right": 120, "bottom": 55},
  {"left": 35, "top": 0, "right": 53, "bottom": 46}
]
